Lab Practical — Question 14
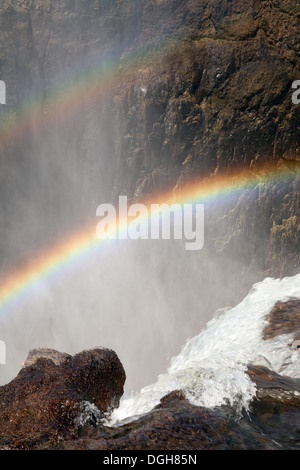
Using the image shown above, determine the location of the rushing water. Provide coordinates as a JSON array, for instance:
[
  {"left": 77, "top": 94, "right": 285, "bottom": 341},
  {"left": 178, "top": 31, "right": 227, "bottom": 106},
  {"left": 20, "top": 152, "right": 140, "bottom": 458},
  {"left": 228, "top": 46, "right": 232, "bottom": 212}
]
[{"left": 107, "top": 273, "right": 300, "bottom": 426}]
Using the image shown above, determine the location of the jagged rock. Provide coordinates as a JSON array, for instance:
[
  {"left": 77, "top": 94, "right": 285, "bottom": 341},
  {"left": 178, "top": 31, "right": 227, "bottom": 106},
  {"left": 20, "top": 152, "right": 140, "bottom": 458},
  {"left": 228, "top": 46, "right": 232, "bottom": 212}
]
[
  {"left": 44, "top": 365, "right": 300, "bottom": 451},
  {"left": 51, "top": 366, "right": 300, "bottom": 451},
  {"left": 0, "top": 347, "right": 126, "bottom": 449},
  {"left": 2, "top": 347, "right": 300, "bottom": 450},
  {"left": 246, "top": 365, "right": 300, "bottom": 449}
]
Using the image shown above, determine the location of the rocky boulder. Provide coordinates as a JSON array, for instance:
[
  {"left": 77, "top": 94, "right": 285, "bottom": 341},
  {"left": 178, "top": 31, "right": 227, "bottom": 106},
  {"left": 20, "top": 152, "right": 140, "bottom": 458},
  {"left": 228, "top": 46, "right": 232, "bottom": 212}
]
[
  {"left": 1, "top": 345, "right": 300, "bottom": 450},
  {"left": 0, "top": 347, "right": 126, "bottom": 449},
  {"left": 262, "top": 298, "right": 300, "bottom": 341}
]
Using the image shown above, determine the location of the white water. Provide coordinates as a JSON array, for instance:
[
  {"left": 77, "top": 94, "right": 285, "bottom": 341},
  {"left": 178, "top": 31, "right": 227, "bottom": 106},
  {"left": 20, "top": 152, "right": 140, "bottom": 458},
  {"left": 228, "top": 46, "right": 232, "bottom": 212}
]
[{"left": 107, "top": 273, "right": 300, "bottom": 426}]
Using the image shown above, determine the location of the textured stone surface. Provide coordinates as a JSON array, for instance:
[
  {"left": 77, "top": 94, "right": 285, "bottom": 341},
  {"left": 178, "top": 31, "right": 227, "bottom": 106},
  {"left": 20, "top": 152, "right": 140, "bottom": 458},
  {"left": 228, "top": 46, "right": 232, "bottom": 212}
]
[
  {"left": 0, "top": 347, "right": 126, "bottom": 449},
  {"left": 1, "top": 326, "right": 300, "bottom": 449},
  {"left": 263, "top": 299, "right": 300, "bottom": 340},
  {"left": 31, "top": 366, "right": 300, "bottom": 450}
]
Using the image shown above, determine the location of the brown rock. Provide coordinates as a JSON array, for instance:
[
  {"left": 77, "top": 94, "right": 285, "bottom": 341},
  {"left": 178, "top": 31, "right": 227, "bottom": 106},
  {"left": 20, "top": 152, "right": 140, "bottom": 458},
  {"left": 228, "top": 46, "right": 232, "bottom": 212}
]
[
  {"left": 58, "top": 365, "right": 300, "bottom": 451},
  {"left": 2, "top": 351, "right": 300, "bottom": 450},
  {"left": 246, "top": 364, "right": 300, "bottom": 449},
  {"left": 0, "top": 347, "right": 126, "bottom": 449},
  {"left": 262, "top": 299, "right": 300, "bottom": 341}
]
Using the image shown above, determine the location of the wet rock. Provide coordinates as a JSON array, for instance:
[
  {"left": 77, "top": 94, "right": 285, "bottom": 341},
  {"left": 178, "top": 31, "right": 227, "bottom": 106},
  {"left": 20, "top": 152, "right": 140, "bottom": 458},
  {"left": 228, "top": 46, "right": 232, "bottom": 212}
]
[
  {"left": 55, "top": 391, "right": 256, "bottom": 451},
  {"left": 53, "top": 387, "right": 280, "bottom": 451},
  {"left": 262, "top": 298, "right": 300, "bottom": 341},
  {"left": 0, "top": 347, "right": 126, "bottom": 449},
  {"left": 247, "top": 364, "right": 300, "bottom": 395},
  {"left": 0, "top": 0, "right": 299, "bottom": 451},
  {"left": 246, "top": 365, "right": 300, "bottom": 449},
  {"left": 2, "top": 350, "right": 300, "bottom": 450},
  {"left": 58, "top": 366, "right": 300, "bottom": 451}
]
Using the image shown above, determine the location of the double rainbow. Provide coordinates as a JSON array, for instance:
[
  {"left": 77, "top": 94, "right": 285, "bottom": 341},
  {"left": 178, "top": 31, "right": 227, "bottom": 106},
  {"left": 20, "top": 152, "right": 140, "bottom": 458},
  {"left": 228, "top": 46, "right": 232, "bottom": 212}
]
[{"left": 0, "top": 32, "right": 298, "bottom": 316}]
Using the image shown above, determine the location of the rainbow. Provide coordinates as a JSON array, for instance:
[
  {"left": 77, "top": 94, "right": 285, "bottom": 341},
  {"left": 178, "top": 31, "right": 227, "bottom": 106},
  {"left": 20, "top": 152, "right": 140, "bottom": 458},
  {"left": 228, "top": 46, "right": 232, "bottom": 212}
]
[
  {"left": 0, "top": 34, "right": 175, "bottom": 146},
  {"left": 0, "top": 32, "right": 184, "bottom": 314},
  {"left": 0, "top": 162, "right": 298, "bottom": 315},
  {"left": 0, "top": 32, "right": 298, "bottom": 316}
]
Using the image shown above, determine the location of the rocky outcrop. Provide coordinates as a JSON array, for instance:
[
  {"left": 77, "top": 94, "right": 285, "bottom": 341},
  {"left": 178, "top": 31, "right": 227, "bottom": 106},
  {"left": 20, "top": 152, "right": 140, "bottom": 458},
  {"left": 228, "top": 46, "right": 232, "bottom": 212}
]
[
  {"left": 263, "top": 298, "right": 300, "bottom": 341},
  {"left": 26, "top": 364, "right": 300, "bottom": 451},
  {"left": 246, "top": 365, "right": 300, "bottom": 450},
  {"left": 1, "top": 330, "right": 300, "bottom": 450},
  {"left": 0, "top": 347, "right": 125, "bottom": 449}
]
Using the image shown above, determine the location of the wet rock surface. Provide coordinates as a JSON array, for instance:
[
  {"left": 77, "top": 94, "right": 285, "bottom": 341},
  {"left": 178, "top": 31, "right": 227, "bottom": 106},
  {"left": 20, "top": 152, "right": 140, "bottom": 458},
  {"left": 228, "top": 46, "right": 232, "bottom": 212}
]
[
  {"left": 58, "top": 366, "right": 300, "bottom": 451},
  {"left": 246, "top": 365, "right": 300, "bottom": 450},
  {"left": 0, "top": 347, "right": 126, "bottom": 449},
  {"left": 28, "top": 365, "right": 300, "bottom": 451},
  {"left": 46, "top": 365, "right": 300, "bottom": 450},
  {"left": 263, "top": 298, "right": 300, "bottom": 341},
  {"left": 1, "top": 343, "right": 300, "bottom": 450}
]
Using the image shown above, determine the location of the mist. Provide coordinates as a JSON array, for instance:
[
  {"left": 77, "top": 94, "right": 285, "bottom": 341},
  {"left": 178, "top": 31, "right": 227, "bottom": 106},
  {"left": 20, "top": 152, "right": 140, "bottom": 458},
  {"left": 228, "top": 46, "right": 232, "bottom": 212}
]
[
  {"left": 0, "top": 0, "right": 295, "bottom": 393},
  {"left": 0, "top": 97, "right": 261, "bottom": 391},
  {"left": 0, "top": 189, "right": 262, "bottom": 391}
]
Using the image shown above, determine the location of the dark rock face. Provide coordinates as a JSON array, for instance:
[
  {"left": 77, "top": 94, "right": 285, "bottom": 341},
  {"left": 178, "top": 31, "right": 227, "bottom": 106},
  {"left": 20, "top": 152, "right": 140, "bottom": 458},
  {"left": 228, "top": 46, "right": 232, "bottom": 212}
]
[
  {"left": 40, "top": 367, "right": 300, "bottom": 451},
  {"left": 1, "top": 341, "right": 300, "bottom": 450},
  {"left": 263, "top": 298, "right": 300, "bottom": 341},
  {"left": 0, "top": 347, "right": 126, "bottom": 449},
  {"left": 246, "top": 365, "right": 300, "bottom": 450}
]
